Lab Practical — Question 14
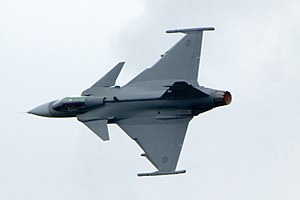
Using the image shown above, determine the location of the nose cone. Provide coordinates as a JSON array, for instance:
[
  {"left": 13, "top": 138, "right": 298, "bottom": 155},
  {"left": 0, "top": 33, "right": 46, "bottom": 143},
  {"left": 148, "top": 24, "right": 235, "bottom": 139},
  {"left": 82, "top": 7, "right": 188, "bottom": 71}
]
[{"left": 28, "top": 102, "right": 52, "bottom": 117}]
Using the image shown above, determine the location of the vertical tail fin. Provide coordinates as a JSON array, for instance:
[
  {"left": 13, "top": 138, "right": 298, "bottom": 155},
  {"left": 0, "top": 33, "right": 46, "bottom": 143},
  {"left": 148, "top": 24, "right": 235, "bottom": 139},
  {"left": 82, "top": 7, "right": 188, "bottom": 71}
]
[
  {"left": 82, "top": 62, "right": 124, "bottom": 96},
  {"left": 91, "top": 62, "right": 125, "bottom": 87}
]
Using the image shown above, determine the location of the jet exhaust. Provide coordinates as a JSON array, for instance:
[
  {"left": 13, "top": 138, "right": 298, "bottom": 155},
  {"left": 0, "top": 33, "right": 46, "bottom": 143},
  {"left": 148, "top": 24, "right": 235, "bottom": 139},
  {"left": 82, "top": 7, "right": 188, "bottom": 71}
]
[{"left": 213, "top": 91, "right": 232, "bottom": 106}]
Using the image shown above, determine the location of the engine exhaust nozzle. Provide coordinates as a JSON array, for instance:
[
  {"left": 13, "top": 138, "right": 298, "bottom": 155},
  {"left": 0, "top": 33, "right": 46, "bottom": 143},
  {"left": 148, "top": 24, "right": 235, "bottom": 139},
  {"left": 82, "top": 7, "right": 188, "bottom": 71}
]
[{"left": 213, "top": 91, "right": 232, "bottom": 107}]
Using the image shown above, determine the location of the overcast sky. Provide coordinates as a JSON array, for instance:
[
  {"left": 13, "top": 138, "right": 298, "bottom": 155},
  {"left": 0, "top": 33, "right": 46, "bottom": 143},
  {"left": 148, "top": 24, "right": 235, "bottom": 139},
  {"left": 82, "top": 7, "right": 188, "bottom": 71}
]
[{"left": 0, "top": 0, "right": 299, "bottom": 199}]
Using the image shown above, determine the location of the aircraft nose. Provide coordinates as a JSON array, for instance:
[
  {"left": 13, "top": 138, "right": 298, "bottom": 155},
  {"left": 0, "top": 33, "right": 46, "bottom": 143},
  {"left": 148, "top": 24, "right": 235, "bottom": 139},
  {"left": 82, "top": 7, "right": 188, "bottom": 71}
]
[{"left": 28, "top": 102, "right": 52, "bottom": 117}]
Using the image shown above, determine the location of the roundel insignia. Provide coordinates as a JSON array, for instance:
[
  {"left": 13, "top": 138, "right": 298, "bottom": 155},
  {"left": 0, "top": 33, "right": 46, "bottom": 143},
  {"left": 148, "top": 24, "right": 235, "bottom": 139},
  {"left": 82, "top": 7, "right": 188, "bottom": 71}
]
[
  {"left": 185, "top": 39, "right": 192, "bottom": 47},
  {"left": 162, "top": 156, "right": 168, "bottom": 163}
]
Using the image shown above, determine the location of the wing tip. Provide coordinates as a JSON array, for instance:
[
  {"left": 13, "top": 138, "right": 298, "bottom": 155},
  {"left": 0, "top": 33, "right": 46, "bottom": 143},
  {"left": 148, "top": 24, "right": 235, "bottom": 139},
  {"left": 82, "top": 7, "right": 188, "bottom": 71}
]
[
  {"left": 166, "top": 27, "right": 215, "bottom": 34},
  {"left": 137, "top": 170, "right": 186, "bottom": 177}
]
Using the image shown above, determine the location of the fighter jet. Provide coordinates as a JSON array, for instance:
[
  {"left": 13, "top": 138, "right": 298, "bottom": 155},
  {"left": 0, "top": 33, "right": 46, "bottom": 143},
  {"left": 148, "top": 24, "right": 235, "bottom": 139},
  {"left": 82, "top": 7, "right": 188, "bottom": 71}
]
[{"left": 28, "top": 27, "right": 232, "bottom": 176}]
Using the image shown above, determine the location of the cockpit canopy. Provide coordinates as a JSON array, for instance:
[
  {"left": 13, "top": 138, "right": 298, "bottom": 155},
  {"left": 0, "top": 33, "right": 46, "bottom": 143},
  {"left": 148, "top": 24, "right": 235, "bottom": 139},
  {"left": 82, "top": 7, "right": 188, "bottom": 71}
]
[{"left": 52, "top": 97, "right": 86, "bottom": 112}]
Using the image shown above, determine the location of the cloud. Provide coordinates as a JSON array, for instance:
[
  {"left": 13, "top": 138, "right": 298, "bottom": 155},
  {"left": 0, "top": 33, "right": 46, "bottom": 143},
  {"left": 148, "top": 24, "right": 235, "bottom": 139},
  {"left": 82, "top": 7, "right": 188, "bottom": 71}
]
[{"left": 0, "top": 0, "right": 299, "bottom": 199}]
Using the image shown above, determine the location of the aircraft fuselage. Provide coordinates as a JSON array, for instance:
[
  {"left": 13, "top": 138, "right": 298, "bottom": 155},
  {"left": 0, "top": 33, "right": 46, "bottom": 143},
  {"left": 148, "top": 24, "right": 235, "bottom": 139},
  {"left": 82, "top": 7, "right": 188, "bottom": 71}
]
[{"left": 28, "top": 86, "right": 231, "bottom": 122}]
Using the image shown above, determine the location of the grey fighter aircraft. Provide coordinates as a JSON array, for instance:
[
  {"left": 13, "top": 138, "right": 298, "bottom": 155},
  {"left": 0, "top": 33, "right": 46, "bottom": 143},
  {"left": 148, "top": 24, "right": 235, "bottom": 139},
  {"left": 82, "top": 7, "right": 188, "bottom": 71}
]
[{"left": 28, "top": 27, "right": 232, "bottom": 176}]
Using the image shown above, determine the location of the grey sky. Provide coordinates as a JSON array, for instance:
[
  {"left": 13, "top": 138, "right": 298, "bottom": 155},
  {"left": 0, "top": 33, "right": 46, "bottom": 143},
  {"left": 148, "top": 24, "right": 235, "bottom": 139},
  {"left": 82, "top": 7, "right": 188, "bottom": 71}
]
[{"left": 0, "top": 0, "right": 299, "bottom": 199}]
